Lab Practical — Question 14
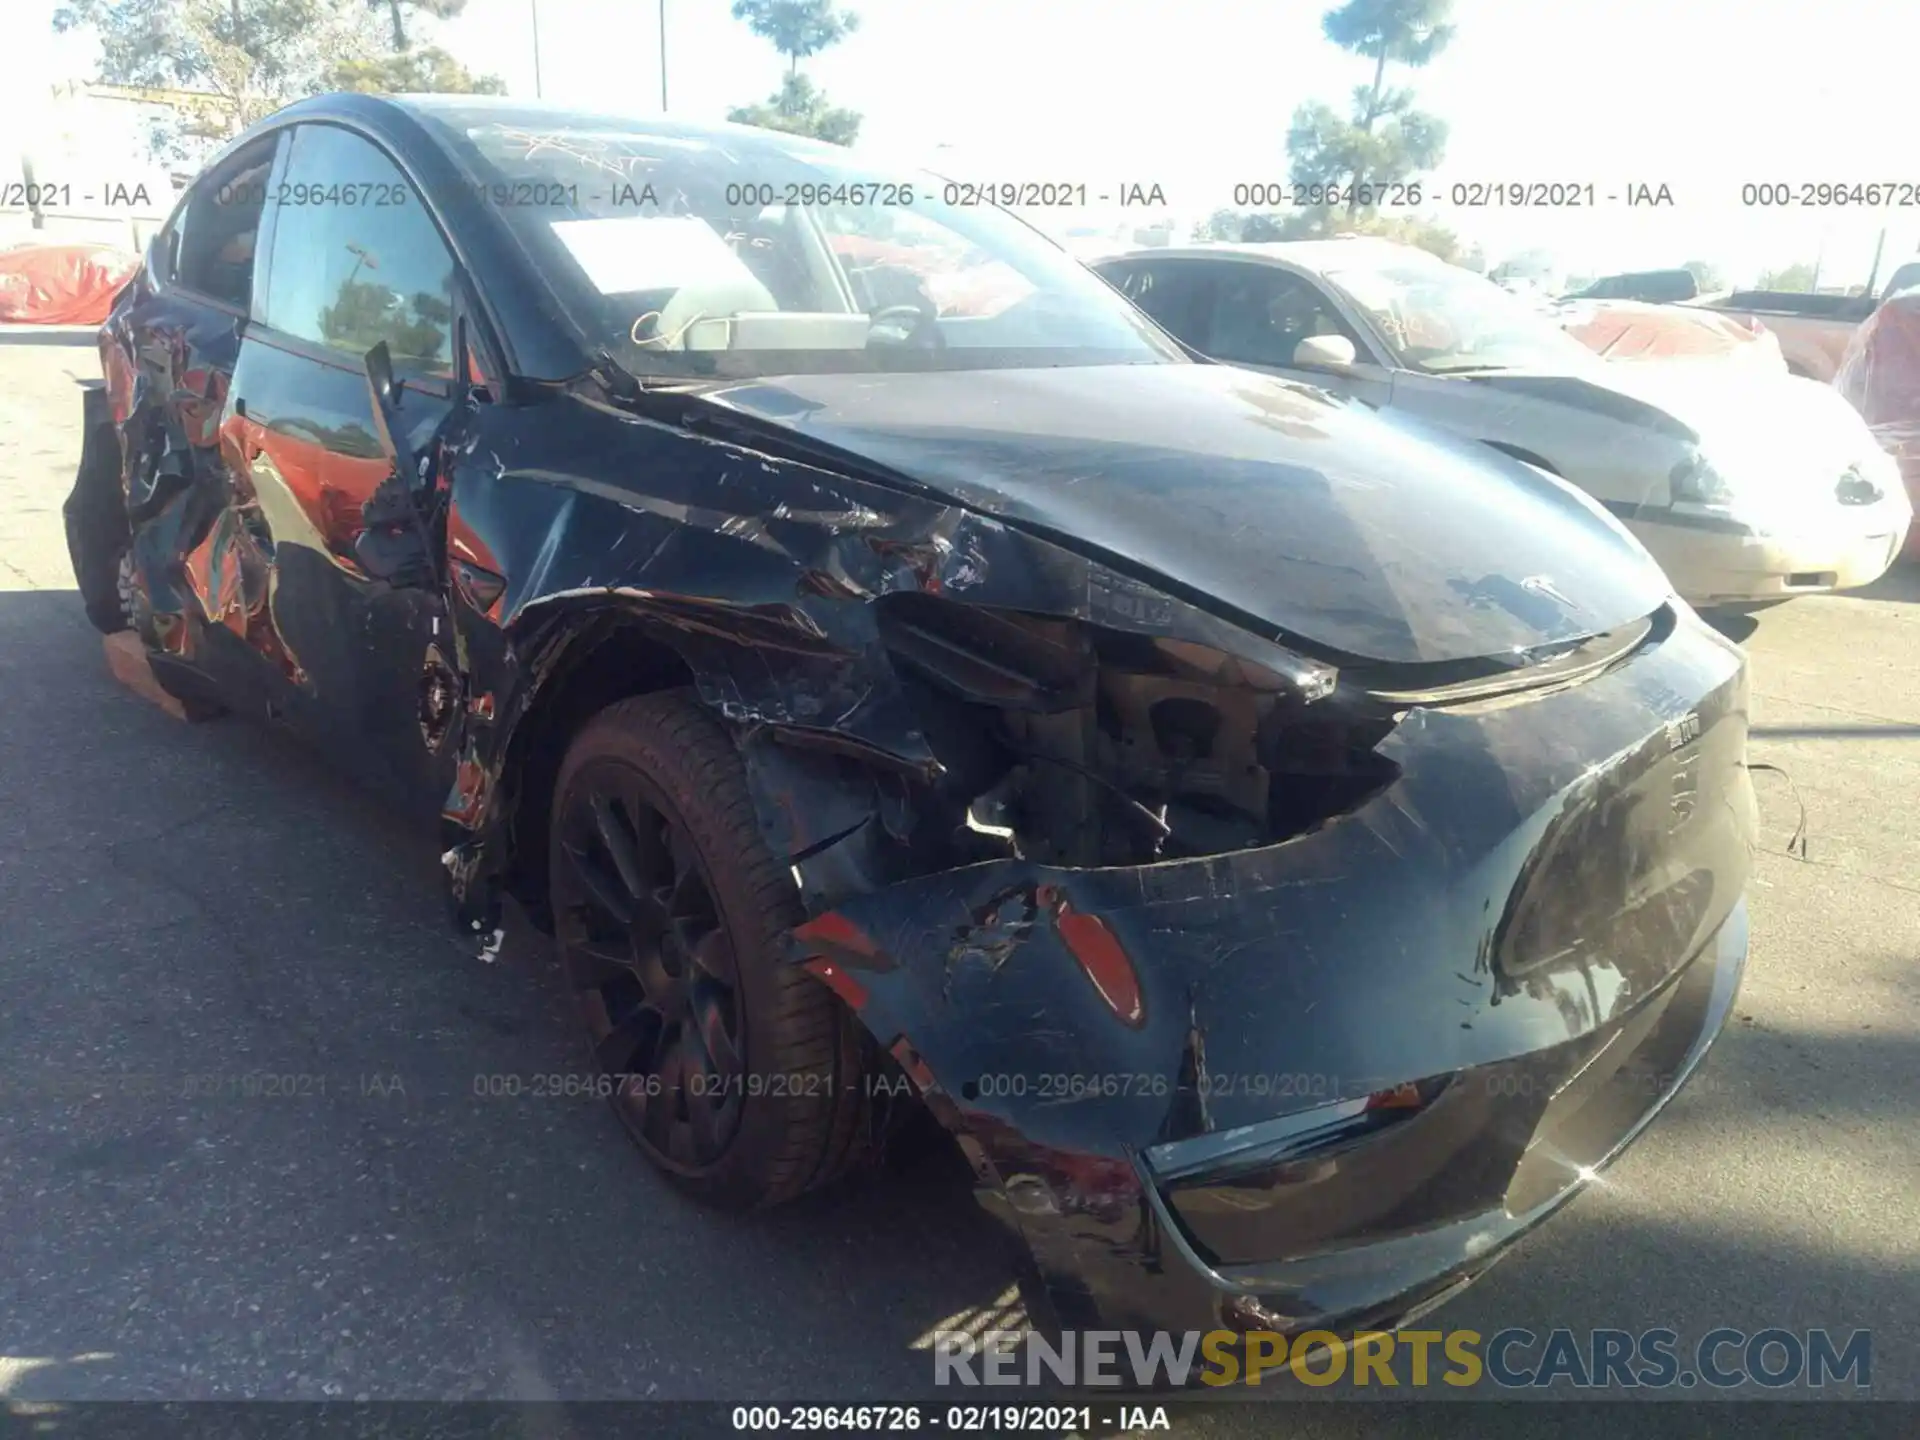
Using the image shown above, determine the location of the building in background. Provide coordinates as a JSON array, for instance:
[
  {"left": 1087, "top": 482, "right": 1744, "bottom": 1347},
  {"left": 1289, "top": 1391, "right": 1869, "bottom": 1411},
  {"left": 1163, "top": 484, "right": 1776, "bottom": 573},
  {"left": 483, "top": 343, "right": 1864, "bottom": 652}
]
[{"left": 1, "top": 81, "right": 204, "bottom": 254}]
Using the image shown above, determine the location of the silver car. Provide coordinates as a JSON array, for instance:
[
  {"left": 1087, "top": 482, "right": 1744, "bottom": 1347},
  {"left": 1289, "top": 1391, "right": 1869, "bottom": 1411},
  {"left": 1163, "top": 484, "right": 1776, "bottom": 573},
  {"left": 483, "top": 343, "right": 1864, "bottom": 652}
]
[{"left": 1092, "top": 239, "right": 1912, "bottom": 608}]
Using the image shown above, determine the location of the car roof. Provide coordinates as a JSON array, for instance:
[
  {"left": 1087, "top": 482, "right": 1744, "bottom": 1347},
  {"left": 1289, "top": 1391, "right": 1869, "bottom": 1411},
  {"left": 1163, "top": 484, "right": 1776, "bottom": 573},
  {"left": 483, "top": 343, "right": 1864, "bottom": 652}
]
[
  {"left": 253, "top": 92, "right": 858, "bottom": 171},
  {"left": 389, "top": 94, "right": 853, "bottom": 157},
  {"left": 1090, "top": 238, "right": 1441, "bottom": 275}
]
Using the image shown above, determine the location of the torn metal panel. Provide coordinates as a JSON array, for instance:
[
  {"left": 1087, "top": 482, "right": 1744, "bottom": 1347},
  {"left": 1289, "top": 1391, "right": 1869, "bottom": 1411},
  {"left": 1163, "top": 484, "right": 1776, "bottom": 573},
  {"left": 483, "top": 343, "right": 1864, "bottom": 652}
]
[
  {"left": 425, "top": 386, "right": 1375, "bottom": 933},
  {"left": 790, "top": 614, "right": 1750, "bottom": 1144}
]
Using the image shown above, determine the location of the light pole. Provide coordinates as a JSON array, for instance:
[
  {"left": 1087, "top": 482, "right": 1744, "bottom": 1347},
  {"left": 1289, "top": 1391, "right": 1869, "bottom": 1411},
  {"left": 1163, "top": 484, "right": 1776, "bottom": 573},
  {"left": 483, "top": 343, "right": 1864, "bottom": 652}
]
[
  {"left": 1864, "top": 226, "right": 1888, "bottom": 298},
  {"left": 531, "top": 0, "right": 545, "bottom": 98},
  {"left": 659, "top": 0, "right": 669, "bottom": 112}
]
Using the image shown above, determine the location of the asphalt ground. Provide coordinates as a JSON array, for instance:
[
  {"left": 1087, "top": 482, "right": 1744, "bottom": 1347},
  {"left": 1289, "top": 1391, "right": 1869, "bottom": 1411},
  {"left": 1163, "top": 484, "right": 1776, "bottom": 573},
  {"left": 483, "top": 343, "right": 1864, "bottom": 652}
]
[{"left": 1, "top": 331, "right": 1914, "bottom": 1431}]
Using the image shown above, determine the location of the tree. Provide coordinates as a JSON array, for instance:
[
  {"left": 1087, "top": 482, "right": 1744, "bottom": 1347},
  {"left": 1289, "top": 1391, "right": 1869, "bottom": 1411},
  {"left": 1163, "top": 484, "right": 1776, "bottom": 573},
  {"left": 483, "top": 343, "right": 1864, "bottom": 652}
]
[
  {"left": 329, "top": 43, "right": 506, "bottom": 93},
  {"left": 1756, "top": 262, "right": 1816, "bottom": 293},
  {"left": 1681, "top": 259, "right": 1725, "bottom": 294},
  {"left": 1322, "top": 0, "right": 1455, "bottom": 131},
  {"left": 53, "top": 0, "right": 502, "bottom": 151},
  {"left": 321, "top": 277, "right": 449, "bottom": 361},
  {"left": 727, "top": 0, "right": 863, "bottom": 143},
  {"left": 1192, "top": 209, "right": 1238, "bottom": 242},
  {"left": 54, "top": 0, "right": 351, "bottom": 98},
  {"left": 1288, "top": 0, "right": 1454, "bottom": 217},
  {"left": 728, "top": 73, "right": 861, "bottom": 145},
  {"left": 367, "top": 0, "right": 467, "bottom": 52},
  {"left": 731, "top": 0, "right": 859, "bottom": 75}
]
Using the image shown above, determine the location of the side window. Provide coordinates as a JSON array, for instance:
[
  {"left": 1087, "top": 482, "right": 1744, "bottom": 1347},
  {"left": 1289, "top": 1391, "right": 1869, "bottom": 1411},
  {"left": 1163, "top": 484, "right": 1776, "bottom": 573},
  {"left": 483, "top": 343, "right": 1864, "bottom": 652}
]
[
  {"left": 1106, "top": 261, "right": 1210, "bottom": 344},
  {"left": 175, "top": 136, "right": 280, "bottom": 309},
  {"left": 261, "top": 125, "right": 455, "bottom": 369},
  {"left": 1206, "top": 265, "right": 1363, "bottom": 370}
]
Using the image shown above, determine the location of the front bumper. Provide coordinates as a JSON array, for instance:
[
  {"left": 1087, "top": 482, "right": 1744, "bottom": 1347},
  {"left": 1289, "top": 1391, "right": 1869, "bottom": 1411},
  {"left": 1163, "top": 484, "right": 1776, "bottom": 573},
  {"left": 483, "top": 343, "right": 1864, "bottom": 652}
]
[
  {"left": 1137, "top": 898, "right": 1747, "bottom": 1339},
  {"left": 1628, "top": 494, "right": 1913, "bottom": 604},
  {"left": 795, "top": 607, "right": 1755, "bottom": 1342}
]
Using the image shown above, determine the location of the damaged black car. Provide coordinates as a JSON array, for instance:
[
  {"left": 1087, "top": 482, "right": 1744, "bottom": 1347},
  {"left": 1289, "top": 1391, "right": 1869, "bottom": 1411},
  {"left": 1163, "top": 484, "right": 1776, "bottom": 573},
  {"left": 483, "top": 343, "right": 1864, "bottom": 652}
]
[{"left": 65, "top": 94, "right": 1756, "bottom": 1345}]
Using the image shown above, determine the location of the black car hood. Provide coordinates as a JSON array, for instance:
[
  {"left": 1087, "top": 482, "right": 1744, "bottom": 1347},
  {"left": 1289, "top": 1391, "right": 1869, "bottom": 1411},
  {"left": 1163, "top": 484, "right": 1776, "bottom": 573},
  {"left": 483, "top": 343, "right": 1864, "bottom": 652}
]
[{"left": 700, "top": 363, "right": 1671, "bottom": 667}]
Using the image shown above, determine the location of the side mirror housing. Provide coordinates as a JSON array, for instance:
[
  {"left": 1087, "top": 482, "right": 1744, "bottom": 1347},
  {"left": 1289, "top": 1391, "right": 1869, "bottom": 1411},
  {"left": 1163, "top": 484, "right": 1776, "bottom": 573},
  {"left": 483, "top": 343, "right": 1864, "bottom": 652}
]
[
  {"left": 363, "top": 341, "right": 420, "bottom": 484},
  {"left": 1293, "top": 333, "right": 1358, "bottom": 370},
  {"left": 147, "top": 230, "right": 177, "bottom": 285}
]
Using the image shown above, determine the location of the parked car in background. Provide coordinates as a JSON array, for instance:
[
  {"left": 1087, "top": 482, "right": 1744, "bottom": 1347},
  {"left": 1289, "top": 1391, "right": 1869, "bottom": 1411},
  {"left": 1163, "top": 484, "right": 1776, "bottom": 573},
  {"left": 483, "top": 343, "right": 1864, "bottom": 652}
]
[
  {"left": 1563, "top": 269, "right": 1700, "bottom": 304},
  {"left": 1556, "top": 298, "right": 1787, "bottom": 375},
  {"left": 1683, "top": 288, "right": 1879, "bottom": 381},
  {"left": 1834, "top": 288, "right": 1920, "bottom": 558},
  {"left": 1091, "top": 240, "right": 1912, "bottom": 608},
  {"left": 65, "top": 94, "right": 1760, "bottom": 1347}
]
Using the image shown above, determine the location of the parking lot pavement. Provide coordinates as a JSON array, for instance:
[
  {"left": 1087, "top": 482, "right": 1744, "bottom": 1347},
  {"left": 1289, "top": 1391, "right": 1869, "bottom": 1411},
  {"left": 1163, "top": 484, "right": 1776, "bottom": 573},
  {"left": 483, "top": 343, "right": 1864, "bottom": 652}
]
[{"left": 1, "top": 333, "right": 1914, "bottom": 1420}]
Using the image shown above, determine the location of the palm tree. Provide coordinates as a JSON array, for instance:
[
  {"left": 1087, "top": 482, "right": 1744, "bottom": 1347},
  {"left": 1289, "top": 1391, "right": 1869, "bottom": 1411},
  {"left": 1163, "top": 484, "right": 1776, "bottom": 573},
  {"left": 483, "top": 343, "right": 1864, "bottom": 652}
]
[{"left": 730, "top": 0, "right": 860, "bottom": 77}]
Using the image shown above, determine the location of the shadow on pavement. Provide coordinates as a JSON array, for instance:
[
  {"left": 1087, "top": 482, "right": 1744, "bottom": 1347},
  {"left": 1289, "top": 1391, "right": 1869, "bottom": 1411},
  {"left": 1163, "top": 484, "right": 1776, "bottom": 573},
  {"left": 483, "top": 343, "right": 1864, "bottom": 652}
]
[
  {"left": 0, "top": 328, "right": 102, "bottom": 347},
  {"left": 0, "top": 586, "right": 1015, "bottom": 1402},
  {"left": 1, "top": 585, "right": 1911, "bottom": 1415},
  {"left": 1856, "top": 560, "right": 1920, "bottom": 605}
]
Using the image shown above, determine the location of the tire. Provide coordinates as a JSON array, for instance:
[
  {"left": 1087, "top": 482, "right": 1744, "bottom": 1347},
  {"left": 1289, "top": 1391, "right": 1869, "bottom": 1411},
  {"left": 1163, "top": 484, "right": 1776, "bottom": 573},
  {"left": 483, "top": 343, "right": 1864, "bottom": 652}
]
[
  {"left": 548, "top": 689, "right": 869, "bottom": 1210},
  {"left": 63, "top": 414, "right": 133, "bottom": 635}
]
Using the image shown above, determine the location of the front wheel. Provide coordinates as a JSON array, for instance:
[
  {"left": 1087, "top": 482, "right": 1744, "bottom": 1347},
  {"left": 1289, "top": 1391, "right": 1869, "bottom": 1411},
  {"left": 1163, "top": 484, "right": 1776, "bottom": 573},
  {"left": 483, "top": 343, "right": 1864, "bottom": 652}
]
[{"left": 548, "top": 690, "right": 870, "bottom": 1210}]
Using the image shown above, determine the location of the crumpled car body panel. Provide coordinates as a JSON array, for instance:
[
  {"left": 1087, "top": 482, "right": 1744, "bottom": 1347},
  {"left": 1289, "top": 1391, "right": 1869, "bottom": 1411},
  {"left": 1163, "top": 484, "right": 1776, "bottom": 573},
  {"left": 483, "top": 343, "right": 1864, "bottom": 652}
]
[
  {"left": 427, "top": 383, "right": 1755, "bottom": 1335},
  {"left": 1835, "top": 291, "right": 1920, "bottom": 556}
]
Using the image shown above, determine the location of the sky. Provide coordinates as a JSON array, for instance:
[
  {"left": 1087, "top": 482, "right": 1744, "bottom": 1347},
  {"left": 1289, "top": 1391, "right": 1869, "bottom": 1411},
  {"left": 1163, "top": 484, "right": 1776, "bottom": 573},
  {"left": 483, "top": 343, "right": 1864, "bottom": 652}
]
[{"left": 18, "top": 0, "right": 1920, "bottom": 287}]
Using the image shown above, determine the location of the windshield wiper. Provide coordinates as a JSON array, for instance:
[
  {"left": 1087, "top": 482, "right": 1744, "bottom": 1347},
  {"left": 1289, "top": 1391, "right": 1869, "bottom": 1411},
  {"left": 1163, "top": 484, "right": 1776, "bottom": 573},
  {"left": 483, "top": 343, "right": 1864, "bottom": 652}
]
[{"left": 1421, "top": 360, "right": 1519, "bottom": 375}]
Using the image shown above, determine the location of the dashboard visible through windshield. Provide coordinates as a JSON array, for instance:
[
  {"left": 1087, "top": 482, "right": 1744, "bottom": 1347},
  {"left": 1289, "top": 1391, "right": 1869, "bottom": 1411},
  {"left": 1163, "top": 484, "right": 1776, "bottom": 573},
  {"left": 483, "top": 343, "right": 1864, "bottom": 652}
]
[
  {"left": 1327, "top": 261, "right": 1601, "bottom": 375},
  {"left": 417, "top": 107, "right": 1183, "bottom": 380}
]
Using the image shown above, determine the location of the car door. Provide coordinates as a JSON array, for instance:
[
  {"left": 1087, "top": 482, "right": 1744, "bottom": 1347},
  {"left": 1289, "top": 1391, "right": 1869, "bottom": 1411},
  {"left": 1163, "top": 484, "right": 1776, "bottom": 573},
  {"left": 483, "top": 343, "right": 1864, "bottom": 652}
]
[
  {"left": 224, "top": 121, "right": 467, "bottom": 822},
  {"left": 113, "top": 131, "right": 286, "bottom": 712},
  {"left": 1197, "top": 261, "right": 1395, "bottom": 406}
]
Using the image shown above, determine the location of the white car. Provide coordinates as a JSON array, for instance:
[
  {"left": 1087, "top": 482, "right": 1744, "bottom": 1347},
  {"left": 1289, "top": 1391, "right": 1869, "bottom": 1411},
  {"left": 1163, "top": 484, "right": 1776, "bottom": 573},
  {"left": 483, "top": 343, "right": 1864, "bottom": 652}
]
[{"left": 1091, "top": 240, "right": 1913, "bottom": 608}]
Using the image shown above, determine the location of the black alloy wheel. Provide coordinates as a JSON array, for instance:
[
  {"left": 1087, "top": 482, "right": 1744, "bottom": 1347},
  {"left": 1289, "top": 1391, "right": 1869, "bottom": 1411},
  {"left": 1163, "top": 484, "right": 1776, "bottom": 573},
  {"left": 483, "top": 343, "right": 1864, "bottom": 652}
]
[
  {"left": 555, "top": 758, "right": 746, "bottom": 1171},
  {"left": 547, "top": 690, "right": 870, "bottom": 1209}
]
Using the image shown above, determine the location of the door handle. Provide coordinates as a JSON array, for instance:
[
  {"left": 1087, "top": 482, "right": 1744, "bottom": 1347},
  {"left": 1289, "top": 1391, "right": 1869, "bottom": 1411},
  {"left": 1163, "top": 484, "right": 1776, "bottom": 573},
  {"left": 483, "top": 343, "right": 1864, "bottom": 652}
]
[{"left": 230, "top": 397, "right": 262, "bottom": 461}]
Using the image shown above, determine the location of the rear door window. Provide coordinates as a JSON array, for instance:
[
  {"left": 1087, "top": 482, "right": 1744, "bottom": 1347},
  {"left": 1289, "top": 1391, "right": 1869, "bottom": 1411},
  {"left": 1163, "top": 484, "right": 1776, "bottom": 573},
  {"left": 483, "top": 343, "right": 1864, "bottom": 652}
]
[{"left": 174, "top": 135, "right": 281, "bottom": 311}]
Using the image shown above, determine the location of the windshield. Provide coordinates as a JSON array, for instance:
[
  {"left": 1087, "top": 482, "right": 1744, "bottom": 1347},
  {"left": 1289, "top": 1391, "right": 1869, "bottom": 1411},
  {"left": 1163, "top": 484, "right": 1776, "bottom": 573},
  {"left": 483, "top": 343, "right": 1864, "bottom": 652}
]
[
  {"left": 1325, "top": 260, "right": 1601, "bottom": 375},
  {"left": 414, "top": 105, "right": 1182, "bottom": 380}
]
